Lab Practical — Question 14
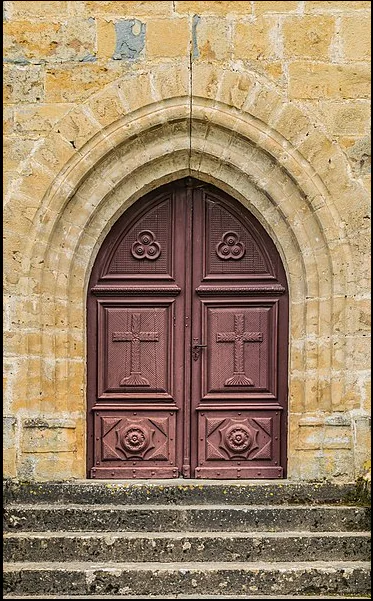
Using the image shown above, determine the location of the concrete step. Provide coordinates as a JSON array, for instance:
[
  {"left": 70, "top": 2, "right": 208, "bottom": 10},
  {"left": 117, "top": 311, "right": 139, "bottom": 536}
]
[
  {"left": 3, "top": 479, "right": 364, "bottom": 506},
  {"left": 3, "top": 531, "right": 371, "bottom": 563},
  {"left": 4, "top": 503, "right": 370, "bottom": 533},
  {"left": 3, "top": 561, "right": 371, "bottom": 597}
]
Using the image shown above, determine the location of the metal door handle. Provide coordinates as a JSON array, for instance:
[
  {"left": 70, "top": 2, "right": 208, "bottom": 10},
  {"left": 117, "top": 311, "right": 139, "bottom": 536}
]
[{"left": 192, "top": 343, "right": 207, "bottom": 361}]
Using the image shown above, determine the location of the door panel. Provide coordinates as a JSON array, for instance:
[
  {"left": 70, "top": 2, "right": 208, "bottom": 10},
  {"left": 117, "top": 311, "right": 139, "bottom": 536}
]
[
  {"left": 87, "top": 178, "right": 288, "bottom": 479},
  {"left": 202, "top": 301, "right": 278, "bottom": 399}
]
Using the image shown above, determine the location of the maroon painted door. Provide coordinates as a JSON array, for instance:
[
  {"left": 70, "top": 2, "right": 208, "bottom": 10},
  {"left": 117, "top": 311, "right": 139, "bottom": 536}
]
[{"left": 87, "top": 178, "right": 288, "bottom": 479}]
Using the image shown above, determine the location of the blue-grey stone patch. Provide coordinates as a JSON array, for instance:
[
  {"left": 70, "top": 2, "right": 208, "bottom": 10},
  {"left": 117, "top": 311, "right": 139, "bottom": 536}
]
[
  {"left": 192, "top": 14, "right": 201, "bottom": 59},
  {"left": 113, "top": 19, "right": 146, "bottom": 61},
  {"left": 79, "top": 54, "right": 97, "bottom": 62}
]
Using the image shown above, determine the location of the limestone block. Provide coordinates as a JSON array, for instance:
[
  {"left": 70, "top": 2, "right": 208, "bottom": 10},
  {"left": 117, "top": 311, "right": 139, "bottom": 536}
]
[
  {"left": 254, "top": 1, "right": 298, "bottom": 15},
  {"left": 32, "top": 134, "right": 77, "bottom": 174},
  {"left": 341, "top": 15, "right": 371, "bottom": 61},
  {"left": 151, "top": 61, "right": 189, "bottom": 100},
  {"left": 57, "top": 109, "right": 101, "bottom": 151},
  {"left": 233, "top": 18, "right": 277, "bottom": 60},
  {"left": 217, "top": 71, "right": 255, "bottom": 109},
  {"left": 192, "top": 62, "right": 220, "bottom": 99},
  {"left": 289, "top": 62, "right": 371, "bottom": 100},
  {"left": 117, "top": 72, "right": 153, "bottom": 113},
  {"left": 345, "top": 136, "right": 371, "bottom": 177},
  {"left": 3, "top": 106, "right": 15, "bottom": 135},
  {"left": 306, "top": 1, "right": 371, "bottom": 11},
  {"left": 22, "top": 420, "right": 77, "bottom": 453},
  {"left": 3, "top": 19, "right": 96, "bottom": 63},
  {"left": 14, "top": 104, "right": 74, "bottom": 136},
  {"left": 45, "top": 63, "right": 126, "bottom": 103},
  {"left": 147, "top": 18, "right": 189, "bottom": 58},
  {"left": 6, "top": 1, "right": 68, "bottom": 18},
  {"left": 86, "top": 85, "right": 126, "bottom": 127},
  {"left": 176, "top": 1, "right": 252, "bottom": 15},
  {"left": 3, "top": 137, "right": 36, "bottom": 173},
  {"left": 81, "top": 1, "right": 172, "bottom": 17},
  {"left": 17, "top": 162, "right": 55, "bottom": 202},
  {"left": 18, "top": 453, "right": 84, "bottom": 481},
  {"left": 316, "top": 101, "right": 371, "bottom": 136},
  {"left": 3, "top": 64, "right": 44, "bottom": 104},
  {"left": 195, "top": 18, "right": 230, "bottom": 61},
  {"left": 283, "top": 16, "right": 335, "bottom": 59}
]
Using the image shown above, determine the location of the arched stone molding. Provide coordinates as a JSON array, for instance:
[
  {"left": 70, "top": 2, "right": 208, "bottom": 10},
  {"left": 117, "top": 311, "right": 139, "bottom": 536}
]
[{"left": 5, "top": 61, "right": 368, "bottom": 481}]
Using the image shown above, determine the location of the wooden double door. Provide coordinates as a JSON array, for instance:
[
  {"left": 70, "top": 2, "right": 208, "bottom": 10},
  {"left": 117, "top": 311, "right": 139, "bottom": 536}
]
[{"left": 87, "top": 178, "right": 288, "bottom": 479}]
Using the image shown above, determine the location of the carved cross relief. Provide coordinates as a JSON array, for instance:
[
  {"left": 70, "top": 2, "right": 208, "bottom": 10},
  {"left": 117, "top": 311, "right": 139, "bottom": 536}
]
[
  {"left": 113, "top": 313, "right": 159, "bottom": 386},
  {"left": 216, "top": 313, "right": 262, "bottom": 386}
]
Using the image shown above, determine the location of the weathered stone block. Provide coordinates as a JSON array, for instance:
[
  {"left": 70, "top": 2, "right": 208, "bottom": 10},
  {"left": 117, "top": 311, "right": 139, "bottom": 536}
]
[
  {"left": 45, "top": 63, "right": 126, "bottom": 103},
  {"left": 81, "top": 1, "right": 172, "bottom": 17},
  {"left": 3, "top": 64, "right": 44, "bottom": 104},
  {"left": 13, "top": 104, "right": 73, "bottom": 136},
  {"left": 306, "top": 1, "right": 371, "bottom": 11},
  {"left": 289, "top": 63, "right": 371, "bottom": 99},
  {"left": 194, "top": 18, "right": 230, "bottom": 61},
  {"left": 6, "top": 1, "right": 68, "bottom": 18},
  {"left": 3, "top": 19, "right": 96, "bottom": 63},
  {"left": 233, "top": 18, "right": 277, "bottom": 60},
  {"left": 176, "top": 1, "right": 252, "bottom": 15},
  {"left": 254, "top": 1, "right": 298, "bottom": 14},
  {"left": 341, "top": 15, "right": 371, "bottom": 61},
  {"left": 283, "top": 16, "right": 335, "bottom": 59},
  {"left": 22, "top": 420, "right": 77, "bottom": 453},
  {"left": 316, "top": 101, "right": 371, "bottom": 135}
]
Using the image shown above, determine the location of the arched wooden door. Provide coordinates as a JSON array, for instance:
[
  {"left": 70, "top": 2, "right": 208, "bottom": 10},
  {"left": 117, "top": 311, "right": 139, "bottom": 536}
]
[{"left": 87, "top": 178, "right": 289, "bottom": 479}]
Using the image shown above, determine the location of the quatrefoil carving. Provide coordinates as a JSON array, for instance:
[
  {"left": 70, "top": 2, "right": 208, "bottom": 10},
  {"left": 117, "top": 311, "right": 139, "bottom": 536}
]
[
  {"left": 216, "top": 231, "right": 245, "bottom": 260},
  {"left": 131, "top": 230, "right": 161, "bottom": 260}
]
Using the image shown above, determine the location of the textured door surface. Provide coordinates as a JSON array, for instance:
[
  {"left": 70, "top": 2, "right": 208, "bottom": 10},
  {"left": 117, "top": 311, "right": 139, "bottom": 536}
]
[{"left": 87, "top": 178, "right": 288, "bottom": 479}]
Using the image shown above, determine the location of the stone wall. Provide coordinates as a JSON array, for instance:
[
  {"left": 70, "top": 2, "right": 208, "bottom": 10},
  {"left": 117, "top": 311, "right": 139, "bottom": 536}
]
[{"left": 3, "top": 1, "right": 371, "bottom": 481}]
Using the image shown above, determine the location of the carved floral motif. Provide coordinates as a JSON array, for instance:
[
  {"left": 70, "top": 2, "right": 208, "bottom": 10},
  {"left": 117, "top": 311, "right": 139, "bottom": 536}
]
[
  {"left": 216, "top": 231, "right": 245, "bottom": 260},
  {"left": 132, "top": 230, "right": 161, "bottom": 260}
]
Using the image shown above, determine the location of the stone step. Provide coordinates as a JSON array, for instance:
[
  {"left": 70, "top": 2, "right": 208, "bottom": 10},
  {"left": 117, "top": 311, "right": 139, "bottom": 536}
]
[
  {"left": 3, "top": 561, "right": 371, "bottom": 597},
  {"left": 3, "top": 480, "right": 363, "bottom": 506},
  {"left": 3, "top": 594, "right": 371, "bottom": 601},
  {"left": 4, "top": 503, "right": 370, "bottom": 533},
  {"left": 3, "top": 531, "right": 371, "bottom": 563}
]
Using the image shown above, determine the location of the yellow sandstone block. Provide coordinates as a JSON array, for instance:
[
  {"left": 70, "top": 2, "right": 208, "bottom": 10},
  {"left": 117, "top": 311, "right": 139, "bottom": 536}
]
[
  {"left": 234, "top": 18, "right": 276, "bottom": 60},
  {"left": 340, "top": 15, "right": 371, "bottom": 61},
  {"left": 306, "top": 1, "right": 371, "bottom": 11},
  {"left": 82, "top": 1, "right": 172, "bottom": 17},
  {"left": 176, "top": 1, "right": 252, "bottom": 15},
  {"left": 283, "top": 16, "right": 335, "bottom": 60},
  {"left": 254, "top": 1, "right": 298, "bottom": 15},
  {"left": 289, "top": 63, "right": 371, "bottom": 99},
  {"left": 7, "top": 1, "right": 68, "bottom": 18},
  {"left": 147, "top": 18, "right": 189, "bottom": 58}
]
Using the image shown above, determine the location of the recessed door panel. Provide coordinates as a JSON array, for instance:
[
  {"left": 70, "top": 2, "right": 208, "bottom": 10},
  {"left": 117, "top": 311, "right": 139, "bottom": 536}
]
[
  {"left": 98, "top": 301, "right": 174, "bottom": 398},
  {"left": 203, "top": 301, "right": 278, "bottom": 399}
]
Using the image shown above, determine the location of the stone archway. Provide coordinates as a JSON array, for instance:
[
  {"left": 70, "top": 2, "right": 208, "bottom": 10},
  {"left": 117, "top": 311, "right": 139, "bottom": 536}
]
[{"left": 4, "top": 61, "right": 367, "bottom": 482}]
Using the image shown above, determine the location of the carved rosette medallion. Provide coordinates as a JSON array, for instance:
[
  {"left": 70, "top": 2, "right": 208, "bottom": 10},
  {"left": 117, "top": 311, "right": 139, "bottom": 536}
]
[
  {"left": 218, "top": 418, "right": 259, "bottom": 459},
  {"left": 132, "top": 230, "right": 161, "bottom": 260},
  {"left": 224, "top": 424, "right": 252, "bottom": 453},
  {"left": 121, "top": 425, "right": 149, "bottom": 453},
  {"left": 216, "top": 231, "right": 245, "bottom": 260},
  {"left": 115, "top": 419, "right": 155, "bottom": 458}
]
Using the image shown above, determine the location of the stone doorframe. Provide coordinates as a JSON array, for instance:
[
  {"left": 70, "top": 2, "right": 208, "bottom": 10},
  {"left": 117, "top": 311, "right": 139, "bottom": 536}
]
[{"left": 4, "top": 62, "right": 369, "bottom": 481}]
